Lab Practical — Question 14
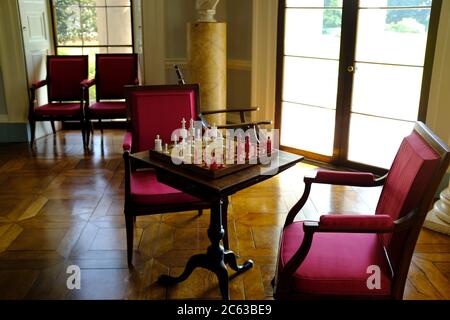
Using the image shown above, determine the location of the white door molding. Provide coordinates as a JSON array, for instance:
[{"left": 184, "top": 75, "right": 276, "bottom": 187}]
[{"left": 251, "top": 0, "right": 278, "bottom": 125}]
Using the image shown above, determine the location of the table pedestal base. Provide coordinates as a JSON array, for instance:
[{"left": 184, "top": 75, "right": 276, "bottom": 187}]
[
  {"left": 158, "top": 198, "right": 253, "bottom": 300},
  {"left": 158, "top": 250, "right": 253, "bottom": 300}
]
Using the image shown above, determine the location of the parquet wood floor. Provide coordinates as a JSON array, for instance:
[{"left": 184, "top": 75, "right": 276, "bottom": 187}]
[{"left": 0, "top": 130, "right": 448, "bottom": 300}]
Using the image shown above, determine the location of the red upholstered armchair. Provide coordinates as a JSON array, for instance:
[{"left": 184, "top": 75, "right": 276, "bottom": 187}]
[
  {"left": 82, "top": 53, "right": 138, "bottom": 145},
  {"left": 273, "top": 122, "right": 450, "bottom": 299},
  {"left": 122, "top": 84, "right": 210, "bottom": 266},
  {"left": 28, "top": 55, "right": 88, "bottom": 148}
]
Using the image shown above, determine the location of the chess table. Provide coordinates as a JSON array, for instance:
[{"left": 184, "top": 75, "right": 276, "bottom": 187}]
[{"left": 130, "top": 149, "right": 304, "bottom": 300}]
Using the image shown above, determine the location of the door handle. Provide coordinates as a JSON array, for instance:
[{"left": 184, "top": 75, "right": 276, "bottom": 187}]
[{"left": 347, "top": 66, "right": 355, "bottom": 73}]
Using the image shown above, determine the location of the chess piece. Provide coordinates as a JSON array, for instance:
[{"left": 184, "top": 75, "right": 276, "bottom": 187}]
[
  {"left": 225, "top": 137, "right": 234, "bottom": 164},
  {"left": 154, "top": 135, "right": 163, "bottom": 152},
  {"left": 189, "top": 118, "right": 195, "bottom": 139},
  {"left": 209, "top": 158, "right": 218, "bottom": 170},
  {"left": 218, "top": 152, "right": 224, "bottom": 169},
  {"left": 203, "top": 130, "right": 210, "bottom": 144},
  {"left": 211, "top": 135, "right": 224, "bottom": 167},
  {"left": 245, "top": 135, "right": 250, "bottom": 161},
  {"left": 179, "top": 137, "right": 186, "bottom": 157},
  {"left": 184, "top": 139, "right": 192, "bottom": 164},
  {"left": 237, "top": 135, "right": 245, "bottom": 164},
  {"left": 204, "top": 144, "right": 211, "bottom": 167},
  {"left": 180, "top": 118, "right": 188, "bottom": 139},
  {"left": 267, "top": 136, "right": 272, "bottom": 156},
  {"left": 172, "top": 134, "right": 178, "bottom": 146},
  {"left": 210, "top": 123, "right": 218, "bottom": 140},
  {"left": 194, "top": 132, "right": 203, "bottom": 165},
  {"left": 164, "top": 143, "right": 169, "bottom": 154}
]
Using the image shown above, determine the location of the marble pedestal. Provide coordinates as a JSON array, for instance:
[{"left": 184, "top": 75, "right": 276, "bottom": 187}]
[
  {"left": 424, "top": 180, "right": 450, "bottom": 235},
  {"left": 188, "top": 22, "right": 227, "bottom": 126}
]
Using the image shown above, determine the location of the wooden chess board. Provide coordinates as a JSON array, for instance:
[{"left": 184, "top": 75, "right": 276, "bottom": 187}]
[{"left": 149, "top": 145, "right": 270, "bottom": 179}]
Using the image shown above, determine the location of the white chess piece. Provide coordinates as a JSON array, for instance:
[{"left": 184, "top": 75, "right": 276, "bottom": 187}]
[
  {"left": 164, "top": 143, "right": 169, "bottom": 154},
  {"left": 154, "top": 135, "right": 163, "bottom": 152},
  {"left": 237, "top": 136, "right": 245, "bottom": 164},
  {"left": 203, "top": 130, "right": 210, "bottom": 144},
  {"left": 189, "top": 118, "right": 195, "bottom": 139},
  {"left": 216, "top": 135, "right": 224, "bottom": 165},
  {"left": 194, "top": 131, "right": 203, "bottom": 165},
  {"left": 183, "top": 138, "right": 192, "bottom": 164},
  {"left": 172, "top": 134, "right": 178, "bottom": 146},
  {"left": 226, "top": 137, "right": 234, "bottom": 164},
  {"left": 210, "top": 123, "right": 218, "bottom": 140},
  {"left": 180, "top": 118, "right": 188, "bottom": 139}
]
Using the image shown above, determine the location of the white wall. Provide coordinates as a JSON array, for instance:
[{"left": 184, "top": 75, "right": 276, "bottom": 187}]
[
  {"left": 426, "top": 0, "right": 450, "bottom": 165},
  {"left": 162, "top": 0, "right": 252, "bottom": 109},
  {"left": 0, "top": 0, "right": 29, "bottom": 123}
]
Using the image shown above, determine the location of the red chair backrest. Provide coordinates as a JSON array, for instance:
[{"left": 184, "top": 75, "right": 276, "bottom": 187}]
[
  {"left": 96, "top": 54, "right": 138, "bottom": 100},
  {"left": 125, "top": 84, "right": 199, "bottom": 153},
  {"left": 375, "top": 126, "right": 444, "bottom": 269},
  {"left": 47, "top": 55, "right": 88, "bottom": 101}
]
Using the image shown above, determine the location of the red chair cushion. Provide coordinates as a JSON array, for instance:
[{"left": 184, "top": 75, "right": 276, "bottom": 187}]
[
  {"left": 34, "top": 103, "right": 82, "bottom": 117},
  {"left": 279, "top": 221, "right": 392, "bottom": 297},
  {"left": 130, "top": 170, "right": 201, "bottom": 205},
  {"left": 88, "top": 102, "right": 126, "bottom": 117}
]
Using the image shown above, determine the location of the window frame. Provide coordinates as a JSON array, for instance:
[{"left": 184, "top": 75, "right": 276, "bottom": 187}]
[{"left": 48, "top": 0, "right": 135, "bottom": 56}]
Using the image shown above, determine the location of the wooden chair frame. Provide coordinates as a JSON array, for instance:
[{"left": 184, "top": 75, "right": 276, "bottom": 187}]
[{"left": 273, "top": 122, "right": 450, "bottom": 300}]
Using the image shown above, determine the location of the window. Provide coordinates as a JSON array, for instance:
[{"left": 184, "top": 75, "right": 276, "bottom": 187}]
[
  {"left": 50, "top": 0, "right": 133, "bottom": 98},
  {"left": 276, "top": 0, "right": 442, "bottom": 172}
]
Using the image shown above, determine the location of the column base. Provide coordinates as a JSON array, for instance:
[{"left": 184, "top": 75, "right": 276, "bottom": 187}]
[{"left": 424, "top": 210, "right": 450, "bottom": 235}]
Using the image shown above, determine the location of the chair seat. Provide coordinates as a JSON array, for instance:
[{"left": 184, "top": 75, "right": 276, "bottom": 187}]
[
  {"left": 131, "top": 170, "right": 201, "bottom": 205},
  {"left": 34, "top": 103, "right": 82, "bottom": 117},
  {"left": 279, "top": 221, "right": 392, "bottom": 297},
  {"left": 88, "top": 102, "right": 126, "bottom": 117}
]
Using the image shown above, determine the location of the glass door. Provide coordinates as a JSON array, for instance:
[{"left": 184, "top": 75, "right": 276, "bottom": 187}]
[
  {"left": 276, "top": 0, "right": 441, "bottom": 171},
  {"left": 346, "top": 0, "right": 435, "bottom": 169},
  {"left": 278, "top": 0, "right": 343, "bottom": 161}
]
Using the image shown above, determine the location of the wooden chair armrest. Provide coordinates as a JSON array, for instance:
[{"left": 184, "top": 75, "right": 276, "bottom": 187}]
[
  {"left": 216, "top": 121, "right": 272, "bottom": 130},
  {"left": 31, "top": 79, "right": 47, "bottom": 91},
  {"left": 81, "top": 78, "right": 96, "bottom": 88},
  {"left": 304, "top": 170, "right": 387, "bottom": 187},
  {"left": 199, "top": 107, "right": 260, "bottom": 115},
  {"left": 29, "top": 80, "right": 48, "bottom": 114}
]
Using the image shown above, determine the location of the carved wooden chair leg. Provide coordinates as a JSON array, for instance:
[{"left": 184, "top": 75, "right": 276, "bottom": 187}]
[
  {"left": 125, "top": 215, "right": 134, "bottom": 267},
  {"left": 50, "top": 120, "right": 56, "bottom": 134},
  {"left": 29, "top": 119, "right": 36, "bottom": 147},
  {"left": 99, "top": 119, "right": 103, "bottom": 135}
]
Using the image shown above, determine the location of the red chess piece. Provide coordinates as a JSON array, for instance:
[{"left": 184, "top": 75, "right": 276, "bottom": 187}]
[
  {"left": 218, "top": 153, "right": 224, "bottom": 169},
  {"left": 245, "top": 135, "right": 250, "bottom": 161},
  {"left": 209, "top": 160, "right": 218, "bottom": 170}
]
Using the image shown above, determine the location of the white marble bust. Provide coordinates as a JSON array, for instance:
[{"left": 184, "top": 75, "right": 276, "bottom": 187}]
[{"left": 196, "top": 0, "right": 220, "bottom": 22}]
